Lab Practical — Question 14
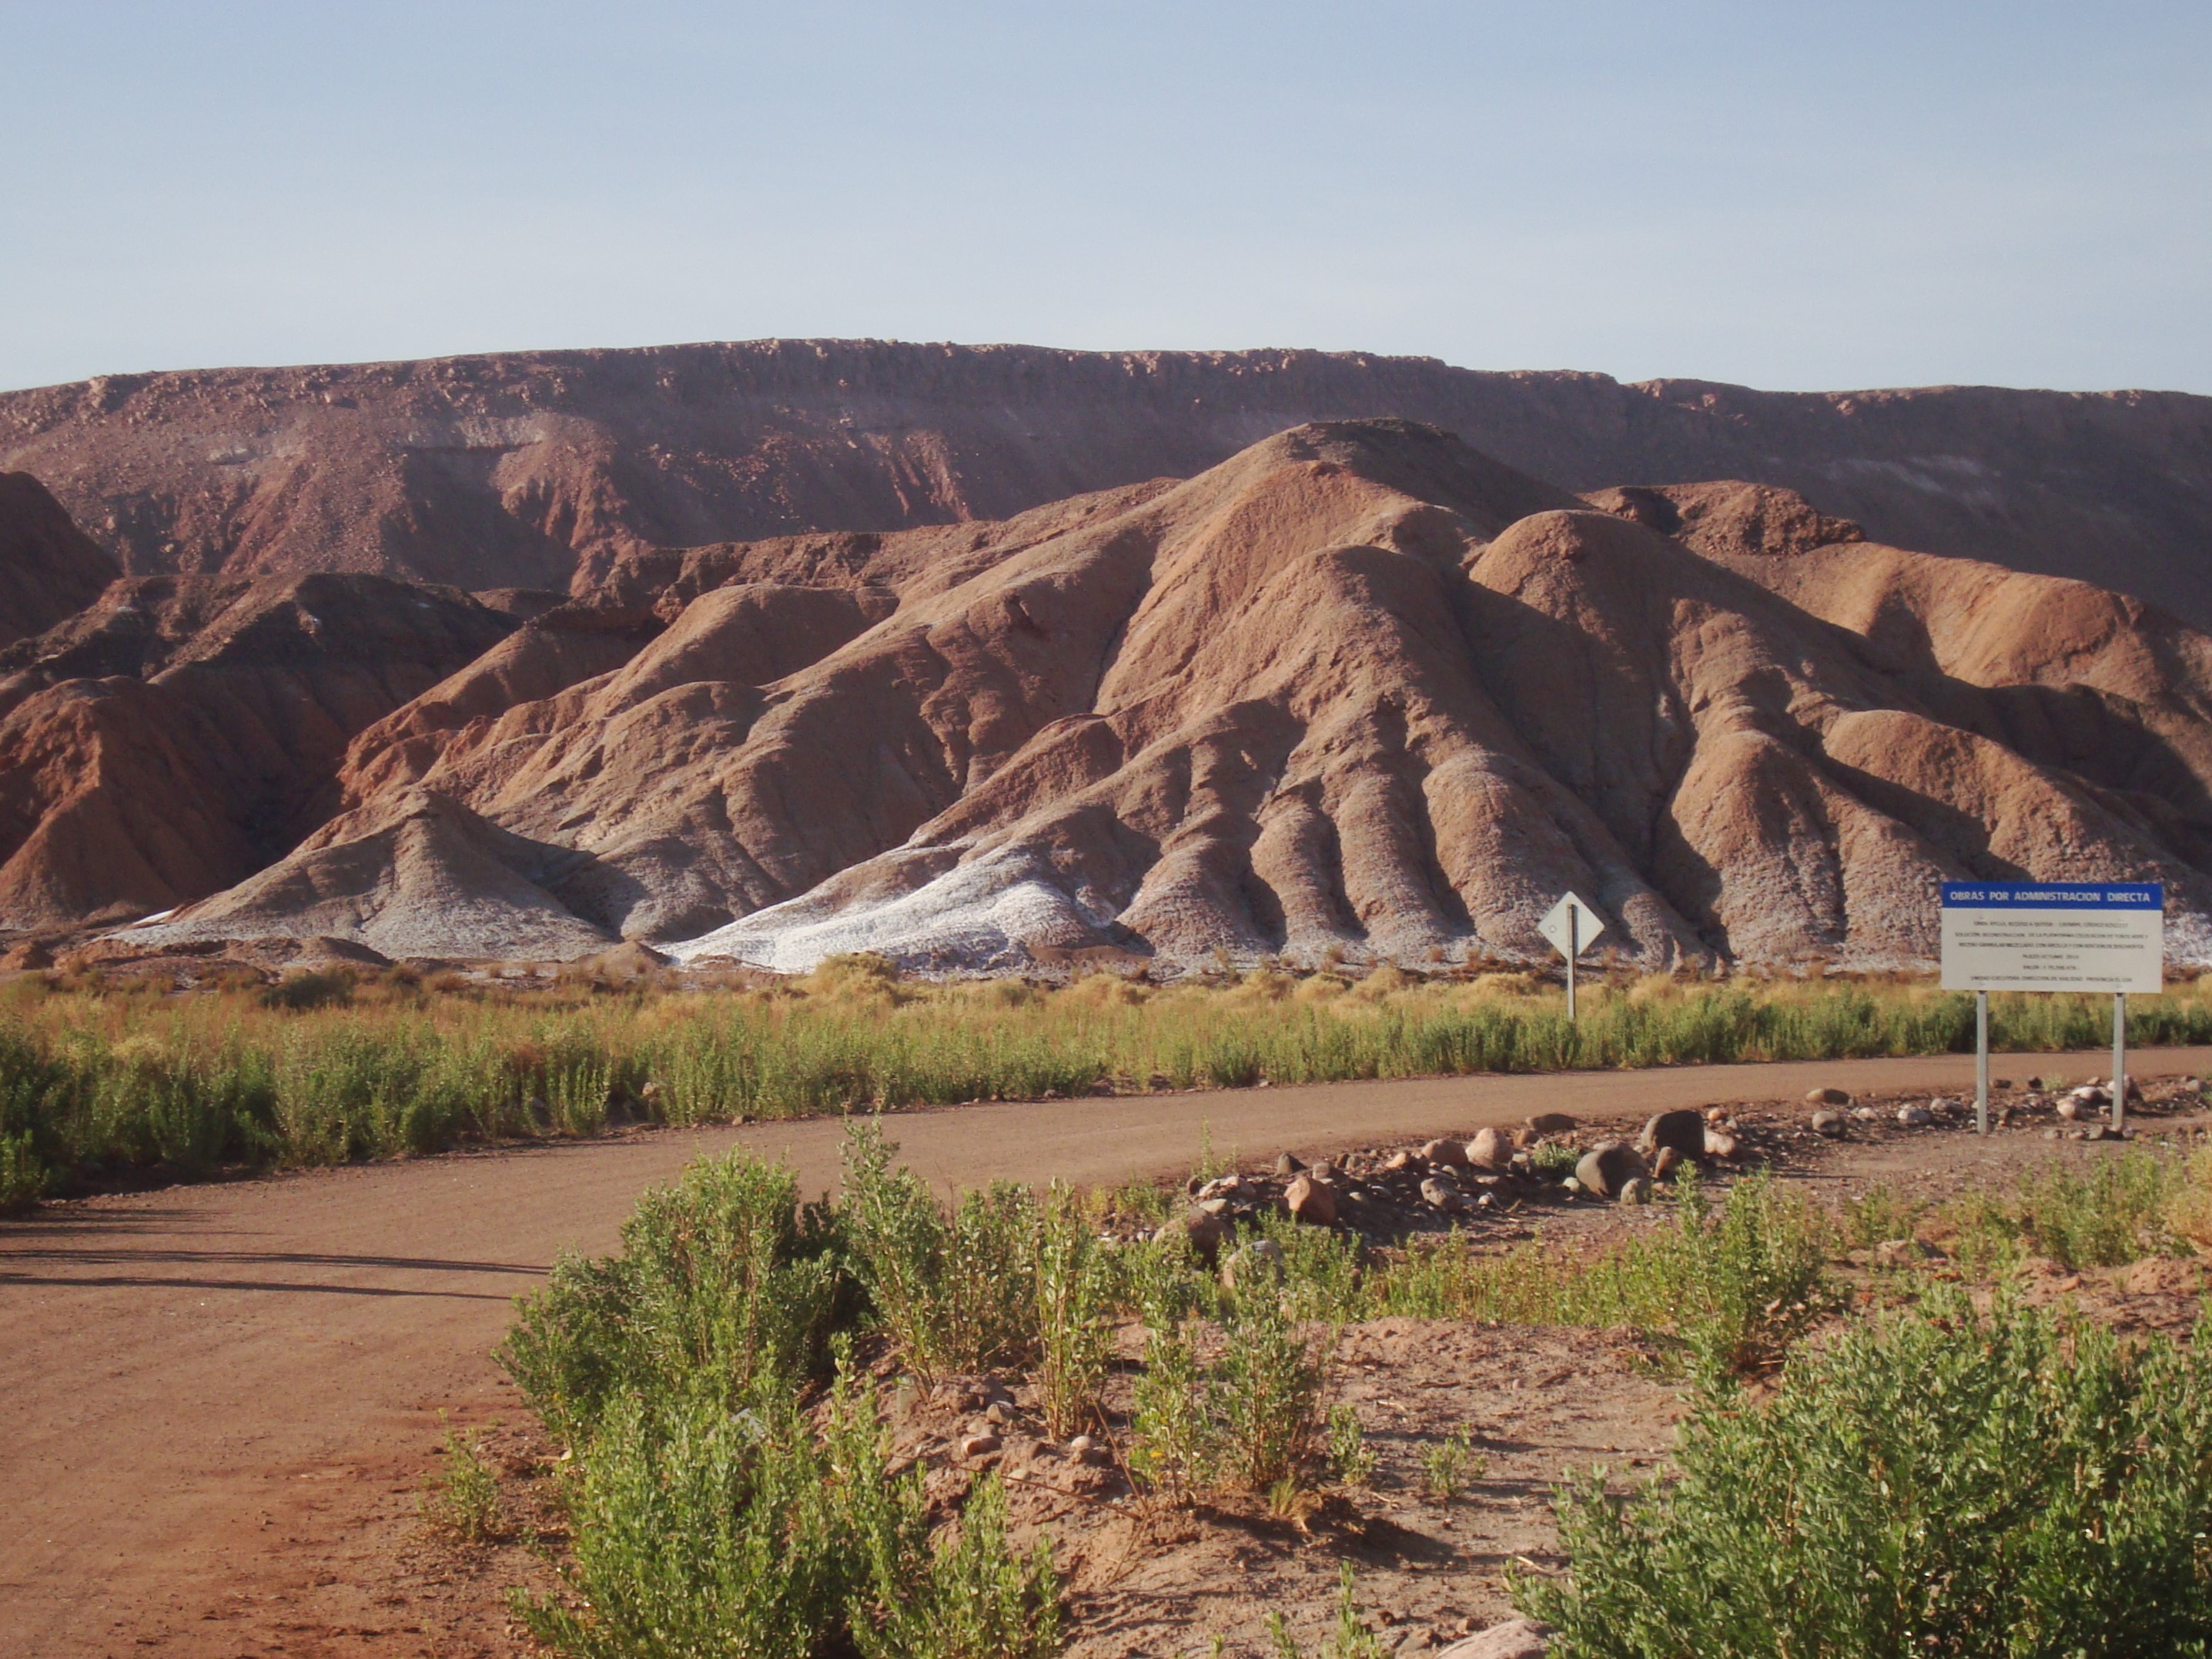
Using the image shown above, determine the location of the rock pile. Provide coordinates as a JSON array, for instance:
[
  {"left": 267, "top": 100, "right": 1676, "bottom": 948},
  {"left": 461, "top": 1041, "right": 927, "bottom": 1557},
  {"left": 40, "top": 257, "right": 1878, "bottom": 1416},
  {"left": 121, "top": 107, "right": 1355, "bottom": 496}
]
[{"left": 1143, "top": 1108, "right": 1767, "bottom": 1249}]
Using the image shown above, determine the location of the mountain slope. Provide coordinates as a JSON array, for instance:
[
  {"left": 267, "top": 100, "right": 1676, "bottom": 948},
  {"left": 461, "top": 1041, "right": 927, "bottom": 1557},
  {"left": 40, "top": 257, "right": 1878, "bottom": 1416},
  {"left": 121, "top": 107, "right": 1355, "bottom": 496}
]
[
  {"left": 116, "top": 421, "right": 2212, "bottom": 972},
  {"left": 0, "top": 574, "right": 514, "bottom": 927},
  {"left": 5, "top": 341, "right": 2210, "bottom": 623},
  {"left": 0, "top": 472, "right": 121, "bottom": 645}
]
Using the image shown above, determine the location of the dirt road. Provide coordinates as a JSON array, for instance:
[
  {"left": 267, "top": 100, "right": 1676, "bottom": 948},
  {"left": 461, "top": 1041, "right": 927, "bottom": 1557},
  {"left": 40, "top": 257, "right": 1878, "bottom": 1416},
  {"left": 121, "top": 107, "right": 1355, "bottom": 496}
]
[{"left": 6, "top": 1048, "right": 2204, "bottom": 1657}]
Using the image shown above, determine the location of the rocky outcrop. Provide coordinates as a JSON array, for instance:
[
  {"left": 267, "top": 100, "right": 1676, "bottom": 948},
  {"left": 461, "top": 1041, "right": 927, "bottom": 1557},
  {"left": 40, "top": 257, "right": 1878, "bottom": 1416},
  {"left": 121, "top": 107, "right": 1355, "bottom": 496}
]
[
  {"left": 0, "top": 472, "right": 119, "bottom": 646},
  {"left": 120, "top": 418, "right": 2212, "bottom": 971},
  {"left": 7, "top": 342, "right": 2212, "bottom": 623},
  {"left": 0, "top": 575, "right": 511, "bottom": 928},
  {"left": 1583, "top": 480, "right": 1866, "bottom": 560}
]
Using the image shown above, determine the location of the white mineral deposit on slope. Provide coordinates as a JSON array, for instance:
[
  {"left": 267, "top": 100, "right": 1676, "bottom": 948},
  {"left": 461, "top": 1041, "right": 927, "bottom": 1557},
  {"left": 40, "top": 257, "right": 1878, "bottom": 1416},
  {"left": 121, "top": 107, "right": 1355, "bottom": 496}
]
[{"left": 670, "top": 847, "right": 1113, "bottom": 973}]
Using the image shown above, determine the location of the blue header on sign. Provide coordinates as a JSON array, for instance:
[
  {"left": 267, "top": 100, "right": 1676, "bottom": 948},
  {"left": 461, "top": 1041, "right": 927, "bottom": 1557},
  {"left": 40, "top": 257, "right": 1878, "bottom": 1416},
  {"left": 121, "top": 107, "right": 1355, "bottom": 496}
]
[{"left": 1942, "top": 881, "right": 2163, "bottom": 910}]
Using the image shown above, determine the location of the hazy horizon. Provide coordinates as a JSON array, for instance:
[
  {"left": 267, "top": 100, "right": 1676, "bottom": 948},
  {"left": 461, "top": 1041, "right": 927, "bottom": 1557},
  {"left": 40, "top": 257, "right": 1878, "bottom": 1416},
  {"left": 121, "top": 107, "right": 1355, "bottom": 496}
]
[{"left": 5, "top": 2, "right": 2207, "bottom": 396}]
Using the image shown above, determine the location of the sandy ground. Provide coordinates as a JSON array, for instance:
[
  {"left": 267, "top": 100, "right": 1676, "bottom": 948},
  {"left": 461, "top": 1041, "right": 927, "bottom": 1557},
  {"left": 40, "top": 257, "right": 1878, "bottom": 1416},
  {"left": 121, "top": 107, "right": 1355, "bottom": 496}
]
[{"left": 6, "top": 1045, "right": 2208, "bottom": 1658}]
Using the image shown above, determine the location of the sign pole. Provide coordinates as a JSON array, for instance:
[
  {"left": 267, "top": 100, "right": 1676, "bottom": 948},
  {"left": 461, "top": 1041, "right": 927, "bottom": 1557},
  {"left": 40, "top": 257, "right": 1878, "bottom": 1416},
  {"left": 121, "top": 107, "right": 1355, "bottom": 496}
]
[
  {"left": 1976, "top": 991, "right": 1989, "bottom": 1136},
  {"left": 1567, "top": 905, "right": 1578, "bottom": 1023},
  {"left": 1539, "top": 891, "right": 1605, "bottom": 1029},
  {"left": 2113, "top": 992, "right": 2127, "bottom": 1133}
]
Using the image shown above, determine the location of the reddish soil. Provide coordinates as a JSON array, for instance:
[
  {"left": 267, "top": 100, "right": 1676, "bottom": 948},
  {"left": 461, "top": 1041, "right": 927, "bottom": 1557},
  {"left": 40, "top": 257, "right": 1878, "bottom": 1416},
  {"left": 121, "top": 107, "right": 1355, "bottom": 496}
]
[{"left": 7, "top": 1045, "right": 2212, "bottom": 1657}]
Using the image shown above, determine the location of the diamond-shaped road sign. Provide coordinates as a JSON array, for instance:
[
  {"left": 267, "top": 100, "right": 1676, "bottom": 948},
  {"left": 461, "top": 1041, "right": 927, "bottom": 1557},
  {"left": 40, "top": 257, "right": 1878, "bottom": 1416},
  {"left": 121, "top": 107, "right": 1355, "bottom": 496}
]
[{"left": 1538, "top": 891, "right": 1607, "bottom": 961}]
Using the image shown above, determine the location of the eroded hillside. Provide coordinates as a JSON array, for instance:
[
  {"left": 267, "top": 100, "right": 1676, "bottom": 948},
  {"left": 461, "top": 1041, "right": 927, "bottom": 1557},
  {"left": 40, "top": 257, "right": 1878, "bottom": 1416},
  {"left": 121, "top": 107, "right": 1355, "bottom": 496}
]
[{"left": 82, "top": 420, "right": 2212, "bottom": 973}]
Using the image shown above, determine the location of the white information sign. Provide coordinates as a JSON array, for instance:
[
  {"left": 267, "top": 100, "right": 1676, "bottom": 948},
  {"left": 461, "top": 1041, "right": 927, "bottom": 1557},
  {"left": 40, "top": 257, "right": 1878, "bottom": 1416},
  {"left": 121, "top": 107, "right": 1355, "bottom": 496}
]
[
  {"left": 1939, "top": 881, "right": 2163, "bottom": 995},
  {"left": 1538, "top": 891, "right": 1607, "bottom": 961}
]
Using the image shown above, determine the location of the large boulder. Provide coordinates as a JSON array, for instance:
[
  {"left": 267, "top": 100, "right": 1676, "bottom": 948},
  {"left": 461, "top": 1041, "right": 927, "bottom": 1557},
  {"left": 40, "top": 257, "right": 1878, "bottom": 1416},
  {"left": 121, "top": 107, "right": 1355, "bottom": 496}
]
[
  {"left": 1284, "top": 1174, "right": 1337, "bottom": 1227},
  {"left": 1575, "top": 1141, "right": 1650, "bottom": 1199},
  {"left": 1157, "top": 1207, "right": 1228, "bottom": 1262},
  {"left": 1638, "top": 1109, "right": 1707, "bottom": 1160},
  {"left": 1467, "top": 1126, "right": 1511, "bottom": 1169}
]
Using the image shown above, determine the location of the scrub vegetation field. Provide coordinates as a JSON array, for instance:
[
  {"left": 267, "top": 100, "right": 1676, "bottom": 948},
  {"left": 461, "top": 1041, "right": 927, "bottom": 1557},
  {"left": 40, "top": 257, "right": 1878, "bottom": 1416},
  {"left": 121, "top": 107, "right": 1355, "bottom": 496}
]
[
  {"left": 430, "top": 1095, "right": 2212, "bottom": 1658},
  {"left": 9, "top": 955, "right": 2212, "bottom": 1210}
]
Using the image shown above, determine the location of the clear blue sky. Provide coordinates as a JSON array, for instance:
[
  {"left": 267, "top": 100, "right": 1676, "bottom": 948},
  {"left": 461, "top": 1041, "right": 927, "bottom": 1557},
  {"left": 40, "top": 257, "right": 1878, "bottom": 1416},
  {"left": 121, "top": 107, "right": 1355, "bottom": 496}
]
[{"left": 3, "top": 2, "right": 2206, "bottom": 395}]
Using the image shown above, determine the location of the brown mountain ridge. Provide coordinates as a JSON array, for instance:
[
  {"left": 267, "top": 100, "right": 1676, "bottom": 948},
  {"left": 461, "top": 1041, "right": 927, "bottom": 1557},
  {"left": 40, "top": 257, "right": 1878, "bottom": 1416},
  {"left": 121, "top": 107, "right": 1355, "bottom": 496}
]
[
  {"left": 7, "top": 340, "right": 2212, "bottom": 624},
  {"left": 70, "top": 417, "right": 2212, "bottom": 975}
]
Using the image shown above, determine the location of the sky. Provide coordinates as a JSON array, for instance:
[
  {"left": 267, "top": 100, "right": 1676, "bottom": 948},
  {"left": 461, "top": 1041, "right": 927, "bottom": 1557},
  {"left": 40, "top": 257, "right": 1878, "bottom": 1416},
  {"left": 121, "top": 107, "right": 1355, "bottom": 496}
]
[{"left": 2, "top": 2, "right": 2207, "bottom": 396}]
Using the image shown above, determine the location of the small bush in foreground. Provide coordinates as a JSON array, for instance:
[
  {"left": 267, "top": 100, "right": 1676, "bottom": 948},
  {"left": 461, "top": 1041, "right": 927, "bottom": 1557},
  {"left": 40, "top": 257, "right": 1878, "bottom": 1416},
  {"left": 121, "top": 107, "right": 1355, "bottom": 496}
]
[
  {"left": 1326, "top": 1404, "right": 1375, "bottom": 1488},
  {"left": 1128, "top": 1314, "right": 1212, "bottom": 1502},
  {"left": 1514, "top": 1290, "right": 2212, "bottom": 1657},
  {"left": 1210, "top": 1293, "right": 1332, "bottom": 1497},
  {"left": 1939, "top": 1146, "right": 2181, "bottom": 1273},
  {"left": 1418, "top": 1424, "right": 1483, "bottom": 1503},
  {"left": 840, "top": 1121, "right": 1040, "bottom": 1382},
  {"left": 1129, "top": 1290, "right": 1335, "bottom": 1506},
  {"left": 1267, "top": 1564, "right": 1386, "bottom": 1659},
  {"left": 1032, "top": 1182, "right": 1113, "bottom": 1438},
  {"left": 420, "top": 1423, "right": 505, "bottom": 1545},
  {"left": 517, "top": 1391, "right": 851, "bottom": 1659},
  {"left": 1374, "top": 1172, "right": 1832, "bottom": 1373},
  {"left": 519, "top": 1373, "right": 1062, "bottom": 1659},
  {"left": 500, "top": 1152, "right": 842, "bottom": 1443}
]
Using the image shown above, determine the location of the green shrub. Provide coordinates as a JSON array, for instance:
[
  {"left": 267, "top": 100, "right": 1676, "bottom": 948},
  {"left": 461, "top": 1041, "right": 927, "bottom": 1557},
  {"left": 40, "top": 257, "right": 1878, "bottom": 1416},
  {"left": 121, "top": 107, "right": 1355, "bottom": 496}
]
[
  {"left": 1251, "top": 1209, "right": 1368, "bottom": 1322},
  {"left": 1109, "top": 1226, "right": 1216, "bottom": 1330},
  {"left": 1267, "top": 1564, "right": 1386, "bottom": 1659},
  {"left": 521, "top": 1369, "right": 1062, "bottom": 1659},
  {"left": 1528, "top": 1139, "right": 1580, "bottom": 1179},
  {"left": 1940, "top": 1148, "right": 2181, "bottom": 1274},
  {"left": 1128, "top": 1314, "right": 1212, "bottom": 1501},
  {"left": 517, "top": 1391, "right": 850, "bottom": 1659},
  {"left": 0, "top": 1129, "right": 49, "bottom": 1209},
  {"left": 1838, "top": 1181, "right": 1923, "bottom": 1248},
  {"left": 1668, "top": 1169, "right": 1833, "bottom": 1375},
  {"left": 1419, "top": 1424, "right": 1483, "bottom": 1503},
  {"left": 1327, "top": 1403, "right": 1375, "bottom": 1488},
  {"left": 1210, "top": 1293, "right": 1331, "bottom": 1497},
  {"left": 1128, "top": 1291, "right": 1333, "bottom": 1505},
  {"left": 544, "top": 1052, "right": 614, "bottom": 1136},
  {"left": 840, "top": 1121, "right": 1038, "bottom": 1382},
  {"left": 845, "top": 1455, "right": 1063, "bottom": 1659},
  {"left": 421, "top": 1423, "right": 505, "bottom": 1545},
  {"left": 500, "top": 1150, "right": 841, "bottom": 1443},
  {"left": 1515, "top": 1290, "right": 2212, "bottom": 1657},
  {"left": 1032, "top": 1183, "right": 1112, "bottom": 1438},
  {"left": 1373, "top": 1172, "right": 1831, "bottom": 1373}
]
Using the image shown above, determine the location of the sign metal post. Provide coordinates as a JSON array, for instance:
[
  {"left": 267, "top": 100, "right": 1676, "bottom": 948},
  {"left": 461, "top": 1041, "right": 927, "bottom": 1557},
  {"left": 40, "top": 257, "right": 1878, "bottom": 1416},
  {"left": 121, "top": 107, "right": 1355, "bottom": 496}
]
[
  {"left": 1939, "top": 881, "right": 2163, "bottom": 1136},
  {"left": 1538, "top": 892, "right": 1608, "bottom": 1024},
  {"left": 1568, "top": 905, "right": 1577, "bottom": 1021},
  {"left": 1976, "top": 991, "right": 1989, "bottom": 1137},
  {"left": 2115, "top": 992, "right": 2128, "bottom": 1134}
]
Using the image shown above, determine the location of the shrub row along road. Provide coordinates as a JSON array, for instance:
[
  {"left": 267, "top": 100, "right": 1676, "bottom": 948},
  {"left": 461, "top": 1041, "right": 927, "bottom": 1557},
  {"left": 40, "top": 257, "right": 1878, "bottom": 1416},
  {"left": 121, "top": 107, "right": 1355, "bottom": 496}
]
[{"left": 8, "top": 1048, "right": 2209, "bottom": 1657}]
